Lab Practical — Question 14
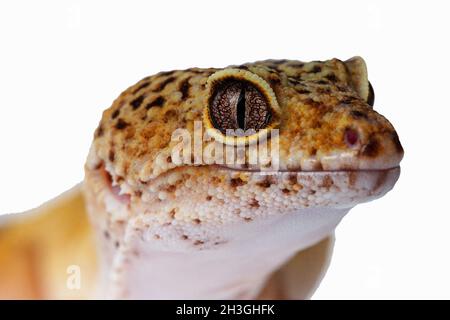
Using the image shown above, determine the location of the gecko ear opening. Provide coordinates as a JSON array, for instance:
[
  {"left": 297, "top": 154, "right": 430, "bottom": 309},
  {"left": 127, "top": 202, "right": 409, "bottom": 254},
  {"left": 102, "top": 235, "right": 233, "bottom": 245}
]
[
  {"left": 345, "top": 56, "right": 374, "bottom": 107},
  {"left": 203, "top": 68, "right": 281, "bottom": 146}
]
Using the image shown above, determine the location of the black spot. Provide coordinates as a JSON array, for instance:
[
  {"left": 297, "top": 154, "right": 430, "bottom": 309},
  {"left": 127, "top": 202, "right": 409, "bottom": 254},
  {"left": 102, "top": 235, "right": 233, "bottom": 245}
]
[
  {"left": 115, "top": 118, "right": 129, "bottom": 130},
  {"left": 236, "top": 65, "right": 249, "bottom": 70},
  {"left": 341, "top": 96, "right": 358, "bottom": 105},
  {"left": 257, "top": 177, "right": 272, "bottom": 189},
  {"left": 295, "top": 88, "right": 311, "bottom": 94},
  {"left": 361, "top": 136, "right": 380, "bottom": 157},
  {"left": 310, "top": 65, "right": 322, "bottom": 73},
  {"left": 95, "top": 124, "right": 104, "bottom": 138},
  {"left": 269, "top": 77, "right": 281, "bottom": 86},
  {"left": 132, "top": 82, "right": 151, "bottom": 94},
  {"left": 145, "top": 96, "right": 165, "bottom": 109},
  {"left": 179, "top": 78, "right": 191, "bottom": 99},
  {"left": 350, "top": 110, "right": 368, "bottom": 119},
  {"left": 130, "top": 95, "right": 145, "bottom": 110},
  {"left": 315, "top": 80, "right": 328, "bottom": 85},
  {"left": 111, "top": 109, "right": 120, "bottom": 119},
  {"left": 158, "top": 70, "right": 175, "bottom": 77},
  {"left": 288, "top": 77, "right": 302, "bottom": 85},
  {"left": 109, "top": 150, "right": 115, "bottom": 162},
  {"left": 230, "top": 177, "right": 246, "bottom": 188},
  {"left": 325, "top": 73, "right": 338, "bottom": 82},
  {"left": 154, "top": 76, "right": 176, "bottom": 92}
]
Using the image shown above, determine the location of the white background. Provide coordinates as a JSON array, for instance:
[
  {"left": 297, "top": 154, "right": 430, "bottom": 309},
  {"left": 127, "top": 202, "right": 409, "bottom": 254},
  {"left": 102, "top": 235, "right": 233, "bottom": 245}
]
[{"left": 0, "top": 0, "right": 449, "bottom": 299}]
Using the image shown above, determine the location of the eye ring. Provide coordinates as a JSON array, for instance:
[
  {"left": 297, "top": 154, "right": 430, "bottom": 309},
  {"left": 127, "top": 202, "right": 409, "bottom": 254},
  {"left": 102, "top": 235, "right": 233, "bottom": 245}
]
[{"left": 203, "top": 68, "right": 281, "bottom": 146}]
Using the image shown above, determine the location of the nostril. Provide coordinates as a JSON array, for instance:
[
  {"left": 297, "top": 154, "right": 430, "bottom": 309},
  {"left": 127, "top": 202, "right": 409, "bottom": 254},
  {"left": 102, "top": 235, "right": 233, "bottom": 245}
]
[{"left": 344, "top": 128, "right": 359, "bottom": 147}]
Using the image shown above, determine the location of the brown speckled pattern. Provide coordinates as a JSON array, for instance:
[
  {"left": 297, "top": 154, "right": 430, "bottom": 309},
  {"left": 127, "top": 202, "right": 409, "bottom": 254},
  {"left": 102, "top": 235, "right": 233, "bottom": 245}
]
[
  {"left": 88, "top": 58, "right": 403, "bottom": 187},
  {"left": 83, "top": 57, "right": 403, "bottom": 299}
]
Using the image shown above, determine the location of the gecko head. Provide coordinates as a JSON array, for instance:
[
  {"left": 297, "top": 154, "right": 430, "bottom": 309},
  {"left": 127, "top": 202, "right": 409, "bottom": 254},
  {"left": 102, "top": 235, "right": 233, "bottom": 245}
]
[
  {"left": 84, "top": 57, "right": 403, "bottom": 250},
  {"left": 202, "top": 57, "right": 403, "bottom": 172}
]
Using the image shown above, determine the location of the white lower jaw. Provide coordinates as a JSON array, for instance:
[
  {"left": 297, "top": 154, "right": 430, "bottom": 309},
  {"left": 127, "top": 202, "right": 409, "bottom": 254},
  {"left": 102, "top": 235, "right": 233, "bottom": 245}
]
[
  {"left": 86, "top": 167, "right": 400, "bottom": 299},
  {"left": 100, "top": 207, "right": 348, "bottom": 299}
]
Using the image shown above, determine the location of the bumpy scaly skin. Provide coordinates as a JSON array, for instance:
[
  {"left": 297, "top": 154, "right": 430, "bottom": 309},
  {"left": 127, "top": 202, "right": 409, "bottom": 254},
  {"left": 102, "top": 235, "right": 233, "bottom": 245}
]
[{"left": 84, "top": 57, "right": 403, "bottom": 299}]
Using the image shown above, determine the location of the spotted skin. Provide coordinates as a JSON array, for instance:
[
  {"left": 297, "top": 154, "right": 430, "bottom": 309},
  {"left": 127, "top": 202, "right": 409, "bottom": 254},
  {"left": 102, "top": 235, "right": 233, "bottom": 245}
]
[{"left": 83, "top": 57, "right": 403, "bottom": 299}]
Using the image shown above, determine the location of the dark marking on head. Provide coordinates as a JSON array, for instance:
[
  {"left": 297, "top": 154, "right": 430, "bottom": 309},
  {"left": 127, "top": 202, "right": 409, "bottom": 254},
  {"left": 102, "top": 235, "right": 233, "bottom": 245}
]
[
  {"left": 103, "top": 231, "right": 110, "bottom": 239},
  {"left": 146, "top": 96, "right": 165, "bottom": 110},
  {"left": 193, "top": 218, "right": 201, "bottom": 225},
  {"left": 154, "top": 76, "right": 176, "bottom": 92},
  {"left": 115, "top": 241, "right": 120, "bottom": 248},
  {"left": 269, "top": 77, "right": 281, "bottom": 86},
  {"left": 130, "top": 95, "right": 145, "bottom": 110},
  {"left": 341, "top": 96, "right": 358, "bottom": 105},
  {"left": 194, "top": 240, "right": 204, "bottom": 246},
  {"left": 325, "top": 73, "right": 338, "bottom": 82},
  {"left": 256, "top": 177, "right": 272, "bottom": 189},
  {"left": 281, "top": 188, "right": 290, "bottom": 194},
  {"left": 179, "top": 77, "right": 191, "bottom": 99},
  {"left": 109, "top": 150, "right": 115, "bottom": 162},
  {"left": 244, "top": 217, "right": 253, "bottom": 222},
  {"left": 230, "top": 177, "right": 246, "bottom": 188},
  {"left": 317, "top": 87, "right": 332, "bottom": 94},
  {"left": 295, "top": 88, "right": 311, "bottom": 94},
  {"left": 115, "top": 118, "right": 129, "bottom": 130},
  {"left": 95, "top": 124, "right": 104, "bottom": 138},
  {"left": 158, "top": 70, "right": 175, "bottom": 77},
  {"left": 163, "top": 109, "right": 177, "bottom": 122},
  {"left": 111, "top": 109, "right": 120, "bottom": 119},
  {"left": 361, "top": 135, "right": 380, "bottom": 157},
  {"left": 310, "top": 65, "right": 322, "bottom": 73},
  {"left": 132, "top": 81, "right": 151, "bottom": 94},
  {"left": 169, "top": 209, "right": 176, "bottom": 219},
  {"left": 315, "top": 80, "right": 329, "bottom": 85},
  {"left": 206, "top": 195, "right": 212, "bottom": 201},
  {"left": 350, "top": 110, "right": 368, "bottom": 119},
  {"left": 181, "top": 235, "right": 188, "bottom": 240}
]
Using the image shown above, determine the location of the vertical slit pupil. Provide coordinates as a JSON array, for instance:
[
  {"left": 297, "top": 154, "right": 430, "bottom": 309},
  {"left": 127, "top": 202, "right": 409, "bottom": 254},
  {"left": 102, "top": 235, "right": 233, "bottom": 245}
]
[{"left": 236, "top": 84, "right": 246, "bottom": 129}]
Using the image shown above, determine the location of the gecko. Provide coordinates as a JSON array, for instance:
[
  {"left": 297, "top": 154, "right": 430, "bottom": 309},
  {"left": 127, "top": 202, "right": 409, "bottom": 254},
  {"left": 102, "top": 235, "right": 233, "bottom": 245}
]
[{"left": 0, "top": 57, "right": 403, "bottom": 299}]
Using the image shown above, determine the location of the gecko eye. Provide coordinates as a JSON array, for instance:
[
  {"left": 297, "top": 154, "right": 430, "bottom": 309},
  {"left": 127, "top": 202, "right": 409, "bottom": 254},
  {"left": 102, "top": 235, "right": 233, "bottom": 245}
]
[
  {"left": 204, "top": 69, "right": 281, "bottom": 145},
  {"left": 209, "top": 79, "right": 270, "bottom": 133}
]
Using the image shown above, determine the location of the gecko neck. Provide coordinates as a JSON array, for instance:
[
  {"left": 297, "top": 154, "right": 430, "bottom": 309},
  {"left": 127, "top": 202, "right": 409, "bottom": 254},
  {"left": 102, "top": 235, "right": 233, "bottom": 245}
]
[{"left": 98, "top": 206, "right": 350, "bottom": 299}]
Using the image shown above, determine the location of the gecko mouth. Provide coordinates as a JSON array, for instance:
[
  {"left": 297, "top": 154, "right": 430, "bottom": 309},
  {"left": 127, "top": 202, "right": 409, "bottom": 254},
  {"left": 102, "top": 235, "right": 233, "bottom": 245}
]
[
  {"left": 215, "top": 164, "right": 401, "bottom": 174},
  {"left": 96, "top": 163, "right": 400, "bottom": 211}
]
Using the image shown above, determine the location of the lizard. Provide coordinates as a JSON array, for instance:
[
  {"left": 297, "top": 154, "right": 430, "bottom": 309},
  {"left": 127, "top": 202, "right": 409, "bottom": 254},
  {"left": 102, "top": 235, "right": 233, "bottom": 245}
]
[{"left": 0, "top": 57, "right": 403, "bottom": 299}]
